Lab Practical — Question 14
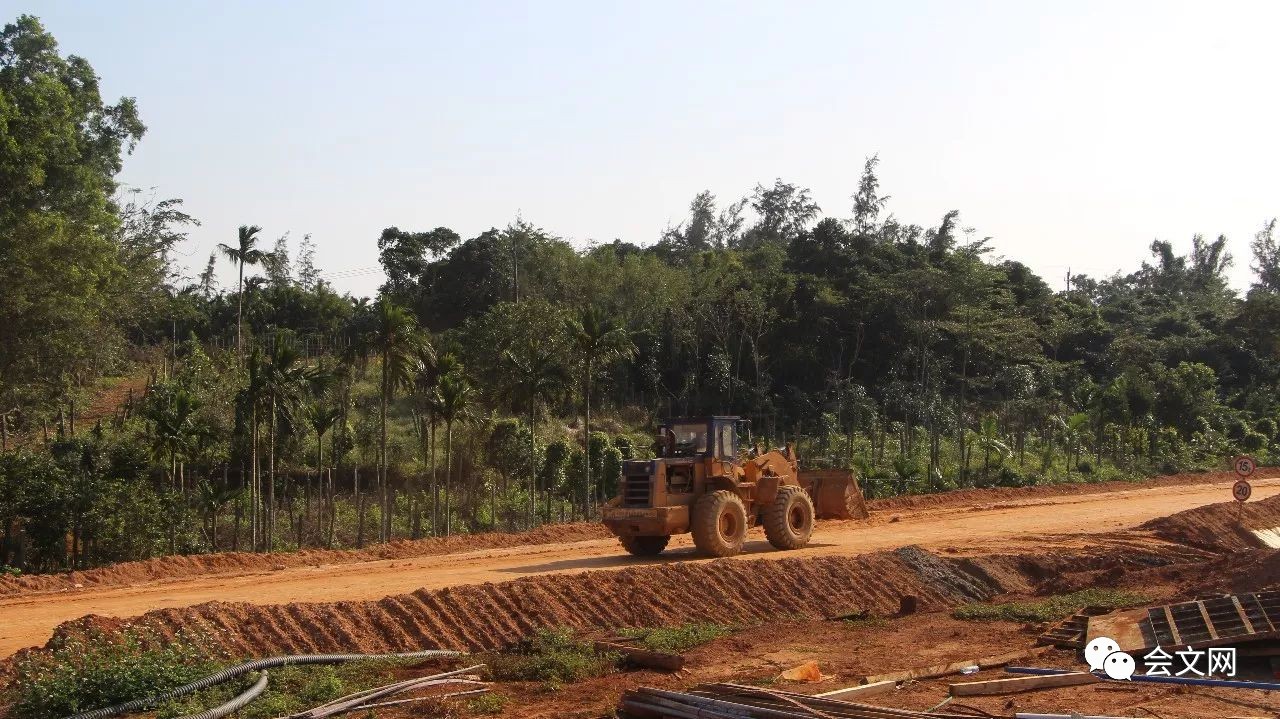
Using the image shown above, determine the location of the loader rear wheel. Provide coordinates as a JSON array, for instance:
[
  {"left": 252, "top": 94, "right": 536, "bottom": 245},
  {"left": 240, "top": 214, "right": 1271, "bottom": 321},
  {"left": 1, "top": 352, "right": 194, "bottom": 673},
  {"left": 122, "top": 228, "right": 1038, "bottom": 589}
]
[
  {"left": 620, "top": 534, "right": 670, "bottom": 557},
  {"left": 692, "top": 490, "right": 747, "bottom": 557},
  {"left": 764, "top": 485, "right": 814, "bottom": 550}
]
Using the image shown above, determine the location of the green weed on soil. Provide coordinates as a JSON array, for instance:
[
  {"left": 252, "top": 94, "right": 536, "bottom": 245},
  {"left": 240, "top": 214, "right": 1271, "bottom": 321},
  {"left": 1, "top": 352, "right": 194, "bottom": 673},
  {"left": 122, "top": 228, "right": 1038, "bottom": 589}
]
[
  {"left": 952, "top": 588, "right": 1151, "bottom": 623},
  {"left": 485, "top": 628, "right": 619, "bottom": 685},
  {"left": 7, "top": 629, "right": 224, "bottom": 719},
  {"left": 617, "top": 623, "right": 734, "bottom": 653}
]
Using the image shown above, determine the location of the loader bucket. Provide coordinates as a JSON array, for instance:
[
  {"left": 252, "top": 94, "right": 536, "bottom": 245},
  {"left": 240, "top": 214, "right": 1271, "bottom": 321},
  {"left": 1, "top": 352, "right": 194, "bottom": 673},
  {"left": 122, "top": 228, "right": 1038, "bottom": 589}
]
[{"left": 799, "top": 469, "right": 868, "bottom": 520}]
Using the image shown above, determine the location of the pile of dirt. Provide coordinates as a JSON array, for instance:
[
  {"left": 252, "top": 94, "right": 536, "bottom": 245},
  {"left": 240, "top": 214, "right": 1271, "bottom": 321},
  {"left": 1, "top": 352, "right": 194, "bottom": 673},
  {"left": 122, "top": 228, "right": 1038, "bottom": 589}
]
[
  {"left": 0, "top": 522, "right": 612, "bottom": 597},
  {"left": 1140, "top": 493, "right": 1280, "bottom": 553},
  {"left": 27, "top": 549, "right": 1009, "bottom": 660},
  {"left": 869, "top": 468, "right": 1274, "bottom": 512}
]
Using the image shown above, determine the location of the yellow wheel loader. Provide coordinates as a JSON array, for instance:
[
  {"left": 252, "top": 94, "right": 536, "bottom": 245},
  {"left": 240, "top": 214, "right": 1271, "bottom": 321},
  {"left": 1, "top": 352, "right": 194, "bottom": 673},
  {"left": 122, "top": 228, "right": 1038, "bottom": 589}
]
[{"left": 601, "top": 416, "right": 867, "bottom": 557}]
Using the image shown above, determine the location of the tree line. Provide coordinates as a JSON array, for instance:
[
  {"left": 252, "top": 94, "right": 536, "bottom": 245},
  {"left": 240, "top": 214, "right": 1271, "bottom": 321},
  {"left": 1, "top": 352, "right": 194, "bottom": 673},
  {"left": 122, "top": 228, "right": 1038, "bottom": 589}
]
[{"left": 2, "top": 14, "right": 1279, "bottom": 573}]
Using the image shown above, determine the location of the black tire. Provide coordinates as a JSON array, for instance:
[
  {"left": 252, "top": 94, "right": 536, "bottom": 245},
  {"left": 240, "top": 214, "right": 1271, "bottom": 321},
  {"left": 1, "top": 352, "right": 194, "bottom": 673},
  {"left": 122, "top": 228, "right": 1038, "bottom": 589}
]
[
  {"left": 619, "top": 534, "right": 670, "bottom": 557},
  {"left": 692, "top": 490, "right": 748, "bottom": 557},
  {"left": 763, "top": 485, "right": 814, "bottom": 550}
]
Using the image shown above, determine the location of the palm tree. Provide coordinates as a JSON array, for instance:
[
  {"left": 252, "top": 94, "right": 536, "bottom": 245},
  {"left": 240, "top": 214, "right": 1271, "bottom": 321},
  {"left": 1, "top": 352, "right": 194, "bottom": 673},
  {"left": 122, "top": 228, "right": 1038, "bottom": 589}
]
[
  {"left": 218, "top": 225, "right": 268, "bottom": 355},
  {"left": 410, "top": 350, "right": 455, "bottom": 537},
  {"left": 305, "top": 401, "right": 341, "bottom": 544},
  {"left": 262, "top": 340, "right": 311, "bottom": 550},
  {"left": 1056, "top": 413, "right": 1090, "bottom": 476},
  {"left": 236, "top": 348, "right": 269, "bottom": 550},
  {"left": 432, "top": 371, "right": 471, "bottom": 536},
  {"left": 146, "top": 386, "right": 201, "bottom": 494},
  {"left": 368, "top": 298, "right": 430, "bottom": 542},
  {"left": 567, "top": 305, "right": 633, "bottom": 517},
  {"left": 504, "top": 340, "right": 569, "bottom": 528},
  {"left": 197, "top": 480, "right": 239, "bottom": 551},
  {"left": 973, "top": 414, "right": 1011, "bottom": 485}
]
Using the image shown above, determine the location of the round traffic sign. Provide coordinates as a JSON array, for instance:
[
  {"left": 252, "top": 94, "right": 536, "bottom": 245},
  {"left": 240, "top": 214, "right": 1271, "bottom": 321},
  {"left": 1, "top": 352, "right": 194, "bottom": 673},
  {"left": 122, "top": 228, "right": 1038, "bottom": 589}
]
[
  {"left": 1233, "top": 479, "right": 1252, "bottom": 502},
  {"left": 1235, "top": 455, "right": 1258, "bottom": 478}
]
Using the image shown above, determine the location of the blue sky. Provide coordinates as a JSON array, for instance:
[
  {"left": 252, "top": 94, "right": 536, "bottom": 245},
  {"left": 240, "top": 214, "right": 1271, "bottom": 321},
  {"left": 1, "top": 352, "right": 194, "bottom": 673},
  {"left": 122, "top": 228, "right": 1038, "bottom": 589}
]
[{"left": 17, "top": 0, "right": 1280, "bottom": 296}]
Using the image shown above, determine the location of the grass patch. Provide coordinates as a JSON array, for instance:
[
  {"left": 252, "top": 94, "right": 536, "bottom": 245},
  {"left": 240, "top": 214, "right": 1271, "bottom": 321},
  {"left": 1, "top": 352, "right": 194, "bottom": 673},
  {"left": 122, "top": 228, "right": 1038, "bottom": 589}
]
[
  {"left": 486, "top": 628, "right": 619, "bottom": 684},
  {"left": 466, "top": 692, "right": 509, "bottom": 715},
  {"left": 616, "top": 623, "right": 734, "bottom": 653},
  {"left": 953, "top": 588, "right": 1151, "bottom": 623},
  {"left": 155, "top": 660, "right": 407, "bottom": 719},
  {"left": 8, "top": 628, "right": 225, "bottom": 719}
]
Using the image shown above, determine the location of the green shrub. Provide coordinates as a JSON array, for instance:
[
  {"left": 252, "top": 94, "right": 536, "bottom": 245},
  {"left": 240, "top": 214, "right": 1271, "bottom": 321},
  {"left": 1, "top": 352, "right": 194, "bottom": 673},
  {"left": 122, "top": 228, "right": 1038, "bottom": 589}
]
[
  {"left": 1243, "top": 432, "right": 1267, "bottom": 452},
  {"left": 953, "top": 589, "right": 1149, "bottom": 623},
  {"left": 10, "top": 629, "right": 221, "bottom": 719},
  {"left": 617, "top": 623, "right": 733, "bottom": 653},
  {"left": 486, "top": 628, "right": 618, "bottom": 684}
]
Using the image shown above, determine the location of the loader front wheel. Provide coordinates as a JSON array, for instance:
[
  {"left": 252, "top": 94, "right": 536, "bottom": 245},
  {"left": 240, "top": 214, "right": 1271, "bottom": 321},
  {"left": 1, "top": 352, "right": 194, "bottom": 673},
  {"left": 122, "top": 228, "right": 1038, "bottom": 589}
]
[
  {"left": 692, "top": 490, "right": 747, "bottom": 557},
  {"left": 620, "top": 534, "right": 670, "bottom": 557},
  {"left": 764, "top": 485, "right": 814, "bottom": 550}
]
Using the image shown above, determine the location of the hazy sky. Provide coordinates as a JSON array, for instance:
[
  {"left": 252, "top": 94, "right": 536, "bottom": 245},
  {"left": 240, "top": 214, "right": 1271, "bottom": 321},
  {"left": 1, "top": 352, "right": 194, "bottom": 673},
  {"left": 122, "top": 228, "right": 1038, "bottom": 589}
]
[{"left": 19, "top": 0, "right": 1280, "bottom": 297}]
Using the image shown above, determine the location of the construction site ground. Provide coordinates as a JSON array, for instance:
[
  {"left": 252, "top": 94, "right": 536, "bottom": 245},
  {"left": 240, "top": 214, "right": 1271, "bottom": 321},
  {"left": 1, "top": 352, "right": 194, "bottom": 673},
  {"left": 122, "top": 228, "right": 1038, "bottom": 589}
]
[{"left": 6, "top": 468, "right": 1280, "bottom": 718}]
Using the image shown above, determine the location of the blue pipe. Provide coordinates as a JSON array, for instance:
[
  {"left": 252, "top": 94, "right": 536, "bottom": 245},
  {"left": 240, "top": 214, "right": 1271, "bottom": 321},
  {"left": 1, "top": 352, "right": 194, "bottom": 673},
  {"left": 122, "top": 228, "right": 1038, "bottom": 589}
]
[{"left": 1005, "top": 665, "right": 1280, "bottom": 691}]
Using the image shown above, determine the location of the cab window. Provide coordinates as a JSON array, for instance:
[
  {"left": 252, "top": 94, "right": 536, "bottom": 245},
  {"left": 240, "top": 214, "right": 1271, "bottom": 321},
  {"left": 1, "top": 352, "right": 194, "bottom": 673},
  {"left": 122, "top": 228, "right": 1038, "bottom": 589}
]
[
  {"left": 669, "top": 422, "right": 708, "bottom": 455},
  {"left": 718, "top": 422, "right": 736, "bottom": 459}
]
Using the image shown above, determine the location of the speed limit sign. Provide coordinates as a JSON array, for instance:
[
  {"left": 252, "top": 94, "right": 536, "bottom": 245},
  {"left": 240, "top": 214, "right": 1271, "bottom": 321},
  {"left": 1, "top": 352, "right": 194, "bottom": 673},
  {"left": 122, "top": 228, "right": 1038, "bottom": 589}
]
[
  {"left": 1235, "top": 455, "right": 1258, "bottom": 478},
  {"left": 1233, "top": 479, "right": 1253, "bottom": 502}
]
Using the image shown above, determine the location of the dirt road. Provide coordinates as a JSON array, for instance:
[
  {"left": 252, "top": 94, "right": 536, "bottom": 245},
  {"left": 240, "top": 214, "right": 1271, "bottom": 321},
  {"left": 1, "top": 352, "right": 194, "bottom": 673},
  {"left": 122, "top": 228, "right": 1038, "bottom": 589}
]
[{"left": 3, "top": 475, "right": 1277, "bottom": 658}]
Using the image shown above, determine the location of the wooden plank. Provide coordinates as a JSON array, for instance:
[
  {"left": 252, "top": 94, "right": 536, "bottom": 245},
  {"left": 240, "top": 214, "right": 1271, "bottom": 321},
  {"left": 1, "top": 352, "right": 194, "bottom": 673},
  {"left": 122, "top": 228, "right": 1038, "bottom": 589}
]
[
  {"left": 1231, "top": 595, "right": 1257, "bottom": 635},
  {"left": 814, "top": 680, "right": 896, "bottom": 698},
  {"left": 949, "top": 671, "right": 1101, "bottom": 697},
  {"left": 1163, "top": 605, "right": 1183, "bottom": 645},
  {"left": 1196, "top": 601, "right": 1220, "bottom": 640}
]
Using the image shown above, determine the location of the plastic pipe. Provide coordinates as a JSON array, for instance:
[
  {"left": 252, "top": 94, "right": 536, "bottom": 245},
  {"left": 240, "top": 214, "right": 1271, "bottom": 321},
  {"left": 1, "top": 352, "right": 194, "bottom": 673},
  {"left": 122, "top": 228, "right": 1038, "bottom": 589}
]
[
  {"left": 173, "top": 671, "right": 269, "bottom": 719},
  {"left": 64, "top": 649, "right": 463, "bottom": 719}
]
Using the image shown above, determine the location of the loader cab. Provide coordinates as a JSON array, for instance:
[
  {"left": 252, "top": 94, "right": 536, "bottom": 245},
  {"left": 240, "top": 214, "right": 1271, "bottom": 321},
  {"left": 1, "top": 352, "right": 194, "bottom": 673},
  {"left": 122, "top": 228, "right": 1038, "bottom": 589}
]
[{"left": 658, "top": 416, "right": 740, "bottom": 460}]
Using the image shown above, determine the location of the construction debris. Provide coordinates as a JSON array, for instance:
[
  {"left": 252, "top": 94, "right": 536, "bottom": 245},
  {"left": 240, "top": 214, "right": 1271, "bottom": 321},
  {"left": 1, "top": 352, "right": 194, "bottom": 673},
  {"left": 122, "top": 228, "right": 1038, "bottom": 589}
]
[
  {"left": 620, "top": 683, "right": 996, "bottom": 718},
  {"left": 859, "top": 647, "right": 1050, "bottom": 685},
  {"left": 815, "top": 680, "right": 897, "bottom": 699},
  {"left": 1085, "top": 590, "right": 1280, "bottom": 653},
  {"left": 778, "top": 660, "right": 826, "bottom": 682}
]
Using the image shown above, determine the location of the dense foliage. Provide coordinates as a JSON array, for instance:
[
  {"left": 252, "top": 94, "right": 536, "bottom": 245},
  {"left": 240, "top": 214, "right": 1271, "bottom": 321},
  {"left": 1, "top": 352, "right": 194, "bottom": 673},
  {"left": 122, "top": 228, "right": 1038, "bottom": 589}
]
[{"left": 2, "top": 15, "right": 1279, "bottom": 573}]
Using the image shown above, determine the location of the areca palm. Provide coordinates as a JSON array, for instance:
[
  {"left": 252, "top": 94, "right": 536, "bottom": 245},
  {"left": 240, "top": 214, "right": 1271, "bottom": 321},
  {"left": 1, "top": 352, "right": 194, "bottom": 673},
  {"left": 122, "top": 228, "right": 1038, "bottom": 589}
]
[
  {"left": 973, "top": 414, "right": 1011, "bottom": 485},
  {"left": 504, "top": 340, "right": 569, "bottom": 528},
  {"left": 197, "top": 480, "right": 239, "bottom": 551},
  {"left": 262, "top": 341, "right": 311, "bottom": 549},
  {"left": 567, "top": 306, "right": 633, "bottom": 517},
  {"left": 304, "top": 401, "right": 341, "bottom": 544},
  {"left": 367, "top": 298, "right": 431, "bottom": 542},
  {"left": 217, "top": 225, "right": 268, "bottom": 355},
  {"left": 432, "top": 371, "right": 471, "bottom": 536},
  {"left": 1055, "top": 412, "right": 1090, "bottom": 476},
  {"left": 236, "top": 348, "right": 269, "bottom": 549},
  {"left": 146, "top": 387, "right": 201, "bottom": 494}
]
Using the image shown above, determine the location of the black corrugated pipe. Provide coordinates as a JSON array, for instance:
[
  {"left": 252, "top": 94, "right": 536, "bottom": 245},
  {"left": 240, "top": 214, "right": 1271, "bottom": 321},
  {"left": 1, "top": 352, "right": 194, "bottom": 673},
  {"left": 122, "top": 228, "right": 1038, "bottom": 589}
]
[{"left": 64, "top": 650, "right": 463, "bottom": 719}]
